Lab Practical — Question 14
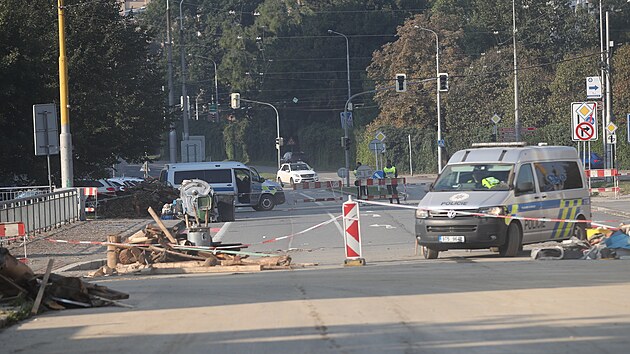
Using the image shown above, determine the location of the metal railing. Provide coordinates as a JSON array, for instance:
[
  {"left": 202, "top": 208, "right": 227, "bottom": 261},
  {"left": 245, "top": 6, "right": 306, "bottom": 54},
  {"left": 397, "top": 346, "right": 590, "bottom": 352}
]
[
  {"left": 0, "top": 185, "right": 53, "bottom": 202},
  {"left": 0, "top": 188, "right": 79, "bottom": 235}
]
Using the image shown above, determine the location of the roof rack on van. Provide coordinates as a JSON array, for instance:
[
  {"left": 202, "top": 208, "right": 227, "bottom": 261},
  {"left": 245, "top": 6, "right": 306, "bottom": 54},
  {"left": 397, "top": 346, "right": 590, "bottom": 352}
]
[{"left": 471, "top": 142, "right": 527, "bottom": 148}]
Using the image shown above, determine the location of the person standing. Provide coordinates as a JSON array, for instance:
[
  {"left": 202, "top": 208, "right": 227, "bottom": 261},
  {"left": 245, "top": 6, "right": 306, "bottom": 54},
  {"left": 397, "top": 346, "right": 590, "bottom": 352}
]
[
  {"left": 354, "top": 162, "right": 368, "bottom": 198},
  {"left": 383, "top": 160, "right": 400, "bottom": 204}
]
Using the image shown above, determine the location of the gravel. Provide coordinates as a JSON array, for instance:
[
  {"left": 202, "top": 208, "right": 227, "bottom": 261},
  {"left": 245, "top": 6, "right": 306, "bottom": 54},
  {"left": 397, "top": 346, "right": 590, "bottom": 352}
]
[{"left": 4, "top": 218, "right": 150, "bottom": 274}]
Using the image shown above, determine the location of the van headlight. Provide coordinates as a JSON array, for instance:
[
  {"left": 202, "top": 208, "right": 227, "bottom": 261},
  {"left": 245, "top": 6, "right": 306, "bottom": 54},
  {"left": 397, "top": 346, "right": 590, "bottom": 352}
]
[
  {"left": 478, "top": 206, "right": 507, "bottom": 216},
  {"left": 415, "top": 208, "right": 429, "bottom": 219}
]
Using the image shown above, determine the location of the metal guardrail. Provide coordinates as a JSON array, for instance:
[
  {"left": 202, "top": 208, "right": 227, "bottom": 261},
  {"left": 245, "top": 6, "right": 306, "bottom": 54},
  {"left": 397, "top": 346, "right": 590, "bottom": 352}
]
[
  {"left": 0, "top": 185, "right": 53, "bottom": 202},
  {"left": 0, "top": 188, "right": 79, "bottom": 235}
]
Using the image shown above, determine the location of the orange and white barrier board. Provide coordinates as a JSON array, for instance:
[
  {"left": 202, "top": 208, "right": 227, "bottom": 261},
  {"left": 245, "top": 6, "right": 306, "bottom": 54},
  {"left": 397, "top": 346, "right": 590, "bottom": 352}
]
[
  {"left": 291, "top": 180, "right": 343, "bottom": 190},
  {"left": 0, "top": 222, "right": 26, "bottom": 238},
  {"left": 585, "top": 169, "right": 619, "bottom": 199}
]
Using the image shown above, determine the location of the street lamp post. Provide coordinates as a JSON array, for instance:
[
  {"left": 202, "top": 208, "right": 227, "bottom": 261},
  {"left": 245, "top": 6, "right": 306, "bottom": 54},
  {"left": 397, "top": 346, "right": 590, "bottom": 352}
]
[
  {"left": 328, "top": 29, "right": 351, "bottom": 186},
  {"left": 166, "top": 0, "right": 176, "bottom": 163},
  {"left": 240, "top": 98, "right": 281, "bottom": 169},
  {"left": 414, "top": 25, "right": 443, "bottom": 172},
  {"left": 192, "top": 55, "right": 219, "bottom": 121},
  {"left": 179, "top": 0, "right": 189, "bottom": 141},
  {"left": 512, "top": 0, "right": 521, "bottom": 142}
]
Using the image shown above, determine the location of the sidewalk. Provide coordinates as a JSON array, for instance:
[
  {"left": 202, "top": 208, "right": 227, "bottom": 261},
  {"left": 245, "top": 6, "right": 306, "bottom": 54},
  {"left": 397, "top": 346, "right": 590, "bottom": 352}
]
[{"left": 591, "top": 195, "right": 630, "bottom": 220}]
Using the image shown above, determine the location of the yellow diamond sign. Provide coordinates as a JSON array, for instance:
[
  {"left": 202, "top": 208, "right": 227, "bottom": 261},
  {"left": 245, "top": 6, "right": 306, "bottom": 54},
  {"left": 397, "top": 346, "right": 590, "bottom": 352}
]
[
  {"left": 577, "top": 103, "right": 593, "bottom": 118},
  {"left": 606, "top": 122, "right": 618, "bottom": 134}
]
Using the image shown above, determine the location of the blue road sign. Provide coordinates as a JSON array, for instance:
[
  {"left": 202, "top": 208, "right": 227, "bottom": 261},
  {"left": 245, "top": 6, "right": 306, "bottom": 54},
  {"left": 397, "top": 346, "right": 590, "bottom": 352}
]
[
  {"left": 438, "top": 139, "right": 446, "bottom": 148},
  {"left": 340, "top": 112, "right": 353, "bottom": 129}
]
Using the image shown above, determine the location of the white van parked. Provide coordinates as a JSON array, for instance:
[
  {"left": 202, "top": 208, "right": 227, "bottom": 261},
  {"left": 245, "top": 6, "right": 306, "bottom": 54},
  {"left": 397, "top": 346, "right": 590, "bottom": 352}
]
[
  {"left": 159, "top": 161, "right": 286, "bottom": 214},
  {"left": 415, "top": 143, "right": 591, "bottom": 259}
]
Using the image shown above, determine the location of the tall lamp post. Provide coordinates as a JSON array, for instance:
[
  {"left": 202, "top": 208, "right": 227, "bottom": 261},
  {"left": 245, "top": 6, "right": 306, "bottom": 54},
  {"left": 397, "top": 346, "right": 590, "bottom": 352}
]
[
  {"left": 57, "top": 0, "right": 73, "bottom": 187},
  {"left": 414, "top": 25, "right": 443, "bottom": 172},
  {"left": 512, "top": 0, "right": 521, "bottom": 142},
  {"left": 328, "top": 29, "right": 351, "bottom": 186},
  {"left": 241, "top": 98, "right": 281, "bottom": 169},
  {"left": 166, "top": 0, "right": 176, "bottom": 163},
  {"left": 192, "top": 55, "right": 220, "bottom": 121}
]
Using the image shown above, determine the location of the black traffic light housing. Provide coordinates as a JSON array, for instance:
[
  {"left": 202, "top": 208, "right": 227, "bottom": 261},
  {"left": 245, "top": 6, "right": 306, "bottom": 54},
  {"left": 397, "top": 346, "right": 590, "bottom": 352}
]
[
  {"left": 230, "top": 93, "right": 240, "bottom": 109},
  {"left": 395, "top": 73, "right": 407, "bottom": 92},
  {"left": 438, "top": 73, "right": 449, "bottom": 92},
  {"left": 341, "top": 137, "right": 351, "bottom": 150}
]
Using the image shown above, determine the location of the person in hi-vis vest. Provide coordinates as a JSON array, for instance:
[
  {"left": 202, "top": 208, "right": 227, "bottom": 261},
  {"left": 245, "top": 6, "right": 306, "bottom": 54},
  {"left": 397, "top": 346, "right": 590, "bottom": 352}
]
[{"left": 383, "top": 160, "right": 400, "bottom": 204}]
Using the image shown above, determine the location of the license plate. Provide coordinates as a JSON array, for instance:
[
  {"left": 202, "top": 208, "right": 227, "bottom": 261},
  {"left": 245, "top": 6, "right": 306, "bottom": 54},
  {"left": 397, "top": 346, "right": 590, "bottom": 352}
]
[{"left": 439, "top": 236, "right": 465, "bottom": 243}]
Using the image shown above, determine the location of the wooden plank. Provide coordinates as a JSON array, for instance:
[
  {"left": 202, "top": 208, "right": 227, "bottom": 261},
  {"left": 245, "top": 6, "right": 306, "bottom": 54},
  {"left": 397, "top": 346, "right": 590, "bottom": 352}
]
[
  {"left": 147, "top": 207, "right": 178, "bottom": 243},
  {"left": 148, "top": 265, "right": 262, "bottom": 275},
  {"left": 149, "top": 261, "right": 206, "bottom": 269},
  {"left": 31, "top": 259, "right": 54, "bottom": 315}
]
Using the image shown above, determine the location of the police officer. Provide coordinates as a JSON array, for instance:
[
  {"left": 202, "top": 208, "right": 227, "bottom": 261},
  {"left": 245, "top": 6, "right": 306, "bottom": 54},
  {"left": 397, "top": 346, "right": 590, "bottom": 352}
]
[{"left": 383, "top": 160, "right": 400, "bottom": 204}]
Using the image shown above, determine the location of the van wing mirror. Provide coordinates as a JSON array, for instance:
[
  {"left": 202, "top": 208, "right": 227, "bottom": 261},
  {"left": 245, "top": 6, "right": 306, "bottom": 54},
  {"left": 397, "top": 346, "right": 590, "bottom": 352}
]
[
  {"left": 259, "top": 177, "right": 265, "bottom": 183},
  {"left": 515, "top": 181, "right": 534, "bottom": 194}
]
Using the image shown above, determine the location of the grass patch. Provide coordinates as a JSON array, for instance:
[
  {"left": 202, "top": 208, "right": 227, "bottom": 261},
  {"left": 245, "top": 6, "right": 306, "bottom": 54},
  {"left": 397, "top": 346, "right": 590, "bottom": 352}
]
[{"left": 0, "top": 296, "right": 33, "bottom": 328}]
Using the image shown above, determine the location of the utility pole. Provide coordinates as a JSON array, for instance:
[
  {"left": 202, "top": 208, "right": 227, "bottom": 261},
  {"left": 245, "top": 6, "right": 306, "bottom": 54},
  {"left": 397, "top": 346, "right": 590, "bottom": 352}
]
[
  {"left": 166, "top": 0, "right": 176, "bottom": 162},
  {"left": 605, "top": 10, "right": 612, "bottom": 169},
  {"left": 57, "top": 0, "right": 73, "bottom": 188},
  {"left": 512, "top": 0, "right": 521, "bottom": 142},
  {"left": 179, "top": 0, "right": 189, "bottom": 141}
]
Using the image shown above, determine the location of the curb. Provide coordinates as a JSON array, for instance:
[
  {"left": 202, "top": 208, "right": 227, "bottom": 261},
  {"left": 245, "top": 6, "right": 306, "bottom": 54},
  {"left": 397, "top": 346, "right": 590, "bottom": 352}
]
[
  {"left": 55, "top": 259, "right": 106, "bottom": 273},
  {"left": 592, "top": 206, "right": 630, "bottom": 221}
]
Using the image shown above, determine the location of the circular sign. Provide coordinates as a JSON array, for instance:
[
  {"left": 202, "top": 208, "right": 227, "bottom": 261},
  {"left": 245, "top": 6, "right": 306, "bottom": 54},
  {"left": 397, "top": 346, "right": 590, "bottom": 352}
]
[
  {"left": 337, "top": 167, "right": 348, "bottom": 178},
  {"left": 575, "top": 122, "right": 594, "bottom": 141},
  {"left": 368, "top": 139, "right": 384, "bottom": 153}
]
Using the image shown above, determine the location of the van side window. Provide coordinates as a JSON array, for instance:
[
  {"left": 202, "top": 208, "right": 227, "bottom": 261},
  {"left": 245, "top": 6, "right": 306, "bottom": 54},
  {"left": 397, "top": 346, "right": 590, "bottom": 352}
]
[
  {"left": 174, "top": 169, "right": 232, "bottom": 185},
  {"left": 534, "top": 161, "right": 583, "bottom": 192},
  {"left": 515, "top": 164, "right": 535, "bottom": 195},
  {"left": 174, "top": 170, "right": 205, "bottom": 185}
]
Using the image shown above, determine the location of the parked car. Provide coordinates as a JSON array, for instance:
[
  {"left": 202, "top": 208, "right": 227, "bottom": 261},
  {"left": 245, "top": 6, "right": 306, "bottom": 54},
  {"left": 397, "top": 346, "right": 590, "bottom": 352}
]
[
  {"left": 75, "top": 179, "right": 118, "bottom": 197},
  {"left": 580, "top": 152, "right": 604, "bottom": 169},
  {"left": 280, "top": 151, "right": 308, "bottom": 164},
  {"left": 109, "top": 177, "right": 144, "bottom": 188},
  {"left": 277, "top": 162, "right": 319, "bottom": 186}
]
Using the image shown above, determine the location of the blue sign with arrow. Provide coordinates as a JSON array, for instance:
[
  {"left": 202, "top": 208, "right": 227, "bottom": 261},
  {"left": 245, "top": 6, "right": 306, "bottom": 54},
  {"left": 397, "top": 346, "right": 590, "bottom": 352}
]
[{"left": 586, "top": 76, "right": 602, "bottom": 99}]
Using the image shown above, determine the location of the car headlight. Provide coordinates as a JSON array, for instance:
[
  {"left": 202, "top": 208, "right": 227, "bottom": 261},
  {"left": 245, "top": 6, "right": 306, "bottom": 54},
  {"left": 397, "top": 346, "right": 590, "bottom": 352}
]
[
  {"left": 415, "top": 208, "right": 429, "bottom": 219},
  {"left": 478, "top": 206, "right": 507, "bottom": 216}
]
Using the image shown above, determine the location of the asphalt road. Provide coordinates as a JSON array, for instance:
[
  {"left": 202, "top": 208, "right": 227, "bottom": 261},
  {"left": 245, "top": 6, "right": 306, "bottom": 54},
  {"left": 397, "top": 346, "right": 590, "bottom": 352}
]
[{"left": 3, "top": 183, "right": 630, "bottom": 353}]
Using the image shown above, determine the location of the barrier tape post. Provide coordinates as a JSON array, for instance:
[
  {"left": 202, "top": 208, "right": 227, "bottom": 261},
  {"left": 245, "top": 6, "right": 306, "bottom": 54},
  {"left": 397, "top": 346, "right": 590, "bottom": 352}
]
[
  {"left": 343, "top": 196, "right": 365, "bottom": 266},
  {"left": 84, "top": 187, "right": 98, "bottom": 219},
  {"left": 0, "top": 222, "right": 28, "bottom": 261}
]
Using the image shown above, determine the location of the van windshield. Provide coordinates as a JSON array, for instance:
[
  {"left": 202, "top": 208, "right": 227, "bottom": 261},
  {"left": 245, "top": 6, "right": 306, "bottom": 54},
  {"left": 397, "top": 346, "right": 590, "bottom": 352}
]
[{"left": 433, "top": 164, "right": 513, "bottom": 191}]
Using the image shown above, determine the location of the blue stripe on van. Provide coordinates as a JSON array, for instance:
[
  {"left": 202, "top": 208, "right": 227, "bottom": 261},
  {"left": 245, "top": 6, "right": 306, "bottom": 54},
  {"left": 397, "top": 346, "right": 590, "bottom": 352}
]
[{"left": 212, "top": 187, "right": 234, "bottom": 192}]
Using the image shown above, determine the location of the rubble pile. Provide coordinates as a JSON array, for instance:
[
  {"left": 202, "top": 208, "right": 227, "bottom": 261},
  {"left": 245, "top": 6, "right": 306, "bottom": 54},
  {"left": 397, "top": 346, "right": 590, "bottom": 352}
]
[
  {"left": 94, "top": 217, "right": 291, "bottom": 276},
  {"left": 0, "top": 248, "right": 129, "bottom": 312},
  {"left": 531, "top": 224, "right": 630, "bottom": 260},
  {"left": 98, "top": 180, "right": 179, "bottom": 218}
]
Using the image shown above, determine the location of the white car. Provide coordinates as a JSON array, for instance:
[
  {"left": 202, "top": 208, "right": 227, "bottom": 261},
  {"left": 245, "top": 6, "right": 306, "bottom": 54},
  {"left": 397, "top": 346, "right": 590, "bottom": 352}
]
[{"left": 277, "top": 162, "right": 319, "bottom": 186}]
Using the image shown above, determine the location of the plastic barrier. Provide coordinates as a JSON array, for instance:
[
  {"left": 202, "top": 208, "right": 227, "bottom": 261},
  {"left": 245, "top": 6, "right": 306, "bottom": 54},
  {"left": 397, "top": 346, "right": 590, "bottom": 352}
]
[
  {"left": 84, "top": 187, "right": 98, "bottom": 218},
  {"left": 289, "top": 180, "right": 344, "bottom": 203},
  {"left": 0, "top": 221, "right": 28, "bottom": 261},
  {"left": 585, "top": 169, "right": 619, "bottom": 199},
  {"left": 342, "top": 197, "right": 365, "bottom": 266},
  {"left": 356, "top": 178, "right": 406, "bottom": 202}
]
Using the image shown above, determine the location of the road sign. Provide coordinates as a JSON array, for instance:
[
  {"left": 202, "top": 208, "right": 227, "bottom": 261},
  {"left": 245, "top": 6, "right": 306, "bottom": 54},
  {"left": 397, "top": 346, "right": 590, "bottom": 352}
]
[
  {"left": 586, "top": 76, "right": 602, "bottom": 99},
  {"left": 368, "top": 139, "right": 384, "bottom": 153},
  {"left": 606, "top": 122, "right": 618, "bottom": 134},
  {"left": 491, "top": 114, "right": 501, "bottom": 124},
  {"left": 628, "top": 114, "right": 630, "bottom": 143},
  {"left": 438, "top": 139, "right": 446, "bottom": 148},
  {"left": 337, "top": 167, "right": 348, "bottom": 179},
  {"left": 607, "top": 133, "right": 617, "bottom": 144},
  {"left": 374, "top": 131, "right": 386, "bottom": 141},
  {"left": 33, "top": 103, "right": 60, "bottom": 156},
  {"left": 571, "top": 102, "right": 598, "bottom": 141},
  {"left": 287, "top": 137, "right": 295, "bottom": 146},
  {"left": 575, "top": 122, "right": 595, "bottom": 141},
  {"left": 340, "top": 112, "right": 353, "bottom": 129}
]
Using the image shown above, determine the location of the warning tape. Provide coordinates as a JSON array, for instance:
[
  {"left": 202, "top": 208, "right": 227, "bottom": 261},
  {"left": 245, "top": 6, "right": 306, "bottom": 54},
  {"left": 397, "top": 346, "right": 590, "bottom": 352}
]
[{"left": 355, "top": 199, "right": 624, "bottom": 230}]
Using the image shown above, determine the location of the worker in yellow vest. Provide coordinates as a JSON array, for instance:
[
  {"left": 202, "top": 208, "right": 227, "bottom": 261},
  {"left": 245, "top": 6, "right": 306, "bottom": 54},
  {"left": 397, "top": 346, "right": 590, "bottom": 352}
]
[{"left": 383, "top": 160, "right": 400, "bottom": 204}]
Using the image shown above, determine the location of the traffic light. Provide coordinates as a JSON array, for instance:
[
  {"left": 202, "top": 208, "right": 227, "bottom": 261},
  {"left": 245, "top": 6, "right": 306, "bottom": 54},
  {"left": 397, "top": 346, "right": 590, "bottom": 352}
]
[
  {"left": 341, "top": 137, "right": 351, "bottom": 150},
  {"left": 395, "top": 73, "right": 407, "bottom": 92},
  {"left": 230, "top": 93, "right": 240, "bottom": 109},
  {"left": 438, "top": 73, "right": 449, "bottom": 92},
  {"left": 275, "top": 137, "right": 284, "bottom": 146}
]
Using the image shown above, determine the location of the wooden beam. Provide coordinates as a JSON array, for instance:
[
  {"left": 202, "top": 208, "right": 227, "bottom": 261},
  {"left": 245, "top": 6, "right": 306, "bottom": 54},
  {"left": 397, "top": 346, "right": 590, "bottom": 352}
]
[
  {"left": 147, "top": 207, "right": 178, "bottom": 243},
  {"left": 31, "top": 259, "right": 54, "bottom": 315}
]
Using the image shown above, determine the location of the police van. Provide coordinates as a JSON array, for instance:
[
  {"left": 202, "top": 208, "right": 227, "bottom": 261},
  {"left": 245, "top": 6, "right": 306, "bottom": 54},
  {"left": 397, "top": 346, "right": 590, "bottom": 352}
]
[
  {"left": 415, "top": 143, "right": 591, "bottom": 259},
  {"left": 159, "top": 161, "right": 286, "bottom": 213}
]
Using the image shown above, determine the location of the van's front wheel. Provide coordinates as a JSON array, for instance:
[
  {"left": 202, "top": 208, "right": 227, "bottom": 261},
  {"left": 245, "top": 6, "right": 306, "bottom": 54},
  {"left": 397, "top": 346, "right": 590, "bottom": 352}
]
[
  {"left": 421, "top": 246, "right": 439, "bottom": 259},
  {"left": 254, "top": 194, "right": 275, "bottom": 211},
  {"left": 500, "top": 222, "right": 521, "bottom": 257}
]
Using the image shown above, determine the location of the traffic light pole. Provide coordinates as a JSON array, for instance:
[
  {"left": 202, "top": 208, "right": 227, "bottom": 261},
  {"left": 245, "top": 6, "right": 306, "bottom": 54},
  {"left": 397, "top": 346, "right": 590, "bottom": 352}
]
[{"left": 240, "top": 98, "right": 281, "bottom": 170}]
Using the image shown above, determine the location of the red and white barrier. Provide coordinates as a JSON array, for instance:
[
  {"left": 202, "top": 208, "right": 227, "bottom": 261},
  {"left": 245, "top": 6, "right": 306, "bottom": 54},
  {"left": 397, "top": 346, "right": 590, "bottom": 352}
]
[
  {"left": 585, "top": 169, "right": 618, "bottom": 178},
  {"left": 585, "top": 169, "right": 620, "bottom": 199},
  {"left": 356, "top": 178, "right": 406, "bottom": 186},
  {"left": 83, "top": 187, "right": 98, "bottom": 217},
  {"left": 291, "top": 180, "right": 343, "bottom": 190},
  {"left": 0, "top": 222, "right": 25, "bottom": 238},
  {"left": 342, "top": 197, "right": 365, "bottom": 266}
]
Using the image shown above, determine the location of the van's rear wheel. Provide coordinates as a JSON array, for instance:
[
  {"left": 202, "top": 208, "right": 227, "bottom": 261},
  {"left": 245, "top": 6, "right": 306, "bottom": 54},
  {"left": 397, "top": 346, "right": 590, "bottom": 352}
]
[
  {"left": 500, "top": 222, "right": 521, "bottom": 257},
  {"left": 421, "top": 246, "right": 439, "bottom": 259},
  {"left": 573, "top": 220, "right": 587, "bottom": 240}
]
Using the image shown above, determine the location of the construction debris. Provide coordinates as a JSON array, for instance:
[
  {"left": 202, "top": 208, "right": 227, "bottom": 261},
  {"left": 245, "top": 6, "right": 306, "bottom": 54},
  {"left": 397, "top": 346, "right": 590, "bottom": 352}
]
[
  {"left": 87, "top": 210, "right": 292, "bottom": 276},
  {"left": 0, "top": 247, "right": 129, "bottom": 312},
  {"left": 97, "top": 179, "right": 180, "bottom": 218},
  {"left": 531, "top": 224, "right": 630, "bottom": 260}
]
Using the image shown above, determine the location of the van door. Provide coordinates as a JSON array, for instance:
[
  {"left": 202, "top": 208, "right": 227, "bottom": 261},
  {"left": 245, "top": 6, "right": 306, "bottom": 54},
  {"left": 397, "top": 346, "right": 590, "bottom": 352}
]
[
  {"left": 234, "top": 168, "right": 252, "bottom": 205},
  {"left": 511, "top": 163, "right": 548, "bottom": 243},
  {"left": 248, "top": 167, "right": 263, "bottom": 206}
]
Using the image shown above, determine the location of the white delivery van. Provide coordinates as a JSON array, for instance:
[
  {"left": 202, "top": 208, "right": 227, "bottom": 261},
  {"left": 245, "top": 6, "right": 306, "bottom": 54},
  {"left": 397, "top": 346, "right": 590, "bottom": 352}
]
[
  {"left": 159, "top": 161, "right": 285, "bottom": 214},
  {"left": 415, "top": 143, "right": 591, "bottom": 259}
]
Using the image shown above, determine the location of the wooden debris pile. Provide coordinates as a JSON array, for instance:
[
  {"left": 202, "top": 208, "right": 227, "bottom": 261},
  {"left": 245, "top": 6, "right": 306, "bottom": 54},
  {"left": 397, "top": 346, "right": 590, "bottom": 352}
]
[
  {"left": 91, "top": 208, "right": 292, "bottom": 276},
  {"left": 98, "top": 179, "right": 179, "bottom": 218},
  {"left": 0, "top": 248, "right": 129, "bottom": 313}
]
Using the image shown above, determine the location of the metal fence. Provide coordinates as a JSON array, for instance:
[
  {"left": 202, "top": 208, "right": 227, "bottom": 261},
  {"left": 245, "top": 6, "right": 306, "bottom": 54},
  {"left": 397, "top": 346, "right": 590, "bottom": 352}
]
[
  {"left": 0, "top": 188, "right": 79, "bottom": 235},
  {"left": 0, "top": 185, "right": 53, "bottom": 202}
]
